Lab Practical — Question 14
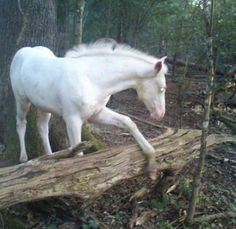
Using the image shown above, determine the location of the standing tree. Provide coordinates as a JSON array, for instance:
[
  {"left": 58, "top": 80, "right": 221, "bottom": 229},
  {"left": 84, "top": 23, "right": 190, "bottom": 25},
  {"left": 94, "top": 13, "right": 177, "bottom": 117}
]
[
  {"left": 0, "top": 0, "right": 105, "bottom": 163},
  {"left": 0, "top": 0, "right": 67, "bottom": 162},
  {"left": 186, "top": 0, "right": 216, "bottom": 224},
  {"left": 75, "top": 0, "right": 85, "bottom": 44}
]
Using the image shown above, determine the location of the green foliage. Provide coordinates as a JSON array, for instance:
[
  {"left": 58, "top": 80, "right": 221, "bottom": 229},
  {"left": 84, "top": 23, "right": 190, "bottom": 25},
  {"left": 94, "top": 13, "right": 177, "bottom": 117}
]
[
  {"left": 179, "top": 179, "right": 192, "bottom": 200},
  {"left": 159, "top": 220, "right": 174, "bottom": 229},
  {"left": 196, "top": 192, "right": 207, "bottom": 205},
  {"left": 81, "top": 0, "right": 235, "bottom": 68},
  {"left": 46, "top": 224, "right": 57, "bottom": 229},
  {"left": 232, "top": 218, "right": 236, "bottom": 225},
  {"left": 115, "top": 211, "right": 128, "bottom": 224},
  {"left": 229, "top": 203, "right": 236, "bottom": 225},
  {"left": 5, "top": 217, "right": 26, "bottom": 229},
  {"left": 178, "top": 178, "right": 207, "bottom": 205},
  {"left": 142, "top": 193, "right": 170, "bottom": 210},
  {"left": 81, "top": 210, "right": 99, "bottom": 229},
  {"left": 151, "top": 194, "right": 170, "bottom": 209},
  {"left": 82, "top": 219, "right": 98, "bottom": 229},
  {"left": 229, "top": 203, "right": 236, "bottom": 212}
]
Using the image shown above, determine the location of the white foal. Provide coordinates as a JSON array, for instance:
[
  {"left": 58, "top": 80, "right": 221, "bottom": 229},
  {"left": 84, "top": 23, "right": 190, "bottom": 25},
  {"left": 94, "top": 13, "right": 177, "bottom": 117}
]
[{"left": 10, "top": 44, "right": 167, "bottom": 174}]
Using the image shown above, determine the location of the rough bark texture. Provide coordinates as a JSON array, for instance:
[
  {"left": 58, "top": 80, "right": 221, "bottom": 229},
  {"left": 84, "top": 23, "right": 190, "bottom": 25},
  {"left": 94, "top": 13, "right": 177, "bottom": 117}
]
[
  {"left": 166, "top": 57, "right": 224, "bottom": 76},
  {"left": 75, "top": 0, "right": 85, "bottom": 44},
  {"left": 0, "top": 0, "right": 69, "bottom": 161},
  {"left": 0, "top": 128, "right": 235, "bottom": 210},
  {"left": 0, "top": 1, "right": 105, "bottom": 162},
  {"left": 186, "top": 0, "right": 216, "bottom": 223}
]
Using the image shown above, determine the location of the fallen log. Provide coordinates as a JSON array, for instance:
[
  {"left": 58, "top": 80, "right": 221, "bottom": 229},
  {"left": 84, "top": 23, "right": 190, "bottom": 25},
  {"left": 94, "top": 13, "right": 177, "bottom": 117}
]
[
  {"left": 0, "top": 128, "right": 235, "bottom": 210},
  {"left": 167, "top": 58, "right": 236, "bottom": 79},
  {"left": 166, "top": 58, "right": 224, "bottom": 76},
  {"left": 213, "top": 108, "right": 236, "bottom": 132}
]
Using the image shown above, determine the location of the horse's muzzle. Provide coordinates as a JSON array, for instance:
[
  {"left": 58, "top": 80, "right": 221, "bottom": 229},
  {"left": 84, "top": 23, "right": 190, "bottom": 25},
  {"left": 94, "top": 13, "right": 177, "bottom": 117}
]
[{"left": 150, "top": 110, "right": 165, "bottom": 121}]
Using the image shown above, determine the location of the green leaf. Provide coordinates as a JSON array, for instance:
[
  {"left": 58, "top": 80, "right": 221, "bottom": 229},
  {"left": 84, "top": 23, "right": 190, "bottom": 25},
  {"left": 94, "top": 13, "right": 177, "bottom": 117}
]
[
  {"left": 47, "top": 224, "right": 57, "bottom": 229},
  {"left": 151, "top": 194, "right": 169, "bottom": 209}
]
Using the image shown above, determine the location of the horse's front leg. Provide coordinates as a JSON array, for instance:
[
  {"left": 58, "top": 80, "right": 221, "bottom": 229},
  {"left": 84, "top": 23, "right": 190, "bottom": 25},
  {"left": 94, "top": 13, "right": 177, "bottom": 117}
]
[
  {"left": 91, "top": 107, "right": 158, "bottom": 178},
  {"left": 64, "top": 115, "right": 83, "bottom": 156}
]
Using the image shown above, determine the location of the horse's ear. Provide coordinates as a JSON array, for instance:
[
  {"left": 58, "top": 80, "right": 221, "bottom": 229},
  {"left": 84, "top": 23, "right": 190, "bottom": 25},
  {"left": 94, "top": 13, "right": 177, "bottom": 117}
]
[
  {"left": 160, "top": 56, "right": 167, "bottom": 62},
  {"left": 155, "top": 56, "right": 167, "bottom": 73},
  {"left": 155, "top": 61, "right": 162, "bottom": 73}
]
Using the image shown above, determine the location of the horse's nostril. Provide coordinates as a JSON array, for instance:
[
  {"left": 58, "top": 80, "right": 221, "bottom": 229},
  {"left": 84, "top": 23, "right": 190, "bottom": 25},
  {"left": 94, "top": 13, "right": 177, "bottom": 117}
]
[{"left": 150, "top": 110, "right": 165, "bottom": 121}]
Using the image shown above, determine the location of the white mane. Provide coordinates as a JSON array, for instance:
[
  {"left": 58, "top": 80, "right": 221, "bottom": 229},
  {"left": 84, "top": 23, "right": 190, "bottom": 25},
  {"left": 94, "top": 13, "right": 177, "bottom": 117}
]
[{"left": 65, "top": 43, "right": 158, "bottom": 64}]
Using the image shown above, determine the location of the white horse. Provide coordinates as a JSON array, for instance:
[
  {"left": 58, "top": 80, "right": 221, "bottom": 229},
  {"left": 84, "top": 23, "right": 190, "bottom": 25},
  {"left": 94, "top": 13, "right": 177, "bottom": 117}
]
[{"left": 10, "top": 43, "right": 167, "bottom": 175}]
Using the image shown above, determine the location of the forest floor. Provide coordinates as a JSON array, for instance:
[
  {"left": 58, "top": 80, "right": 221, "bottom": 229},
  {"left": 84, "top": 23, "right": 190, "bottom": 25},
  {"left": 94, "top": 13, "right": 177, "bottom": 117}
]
[{"left": 1, "top": 80, "right": 236, "bottom": 229}]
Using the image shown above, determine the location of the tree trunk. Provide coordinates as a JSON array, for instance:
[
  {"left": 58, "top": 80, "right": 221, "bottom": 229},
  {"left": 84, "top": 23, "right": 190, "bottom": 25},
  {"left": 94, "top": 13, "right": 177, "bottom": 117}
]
[
  {"left": 166, "top": 57, "right": 224, "bottom": 76},
  {"left": 74, "top": 0, "right": 85, "bottom": 44},
  {"left": 0, "top": 128, "right": 235, "bottom": 210},
  {"left": 0, "top": 0, "right": 68, "bottom": 162},
  {"left": 186, "top": 0, "right": 216, "bottom": 223}
]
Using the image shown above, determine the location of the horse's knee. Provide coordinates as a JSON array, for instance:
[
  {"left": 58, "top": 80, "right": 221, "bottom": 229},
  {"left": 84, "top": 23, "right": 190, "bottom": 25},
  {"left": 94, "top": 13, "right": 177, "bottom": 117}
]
[
  {"left": 121, "top": 116, "right": 137, "bottom": 131},
  {"left": 37, "top": 113, "right": 50, "bottom": 137},
  {"left": 37, "top": 124, "right": 48, "bottom": 137},
  {"left": 37, "top": 118, "right": 48, "bottom": 133},
  {"left": 16, "top": 118, "right": 27, "bottom": 132}
]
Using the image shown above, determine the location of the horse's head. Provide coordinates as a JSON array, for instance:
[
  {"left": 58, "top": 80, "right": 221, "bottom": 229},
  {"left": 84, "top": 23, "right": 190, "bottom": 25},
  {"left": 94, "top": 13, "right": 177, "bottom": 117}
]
[{"left": 136, "top": 56, "right": 167, "bottom": 121}]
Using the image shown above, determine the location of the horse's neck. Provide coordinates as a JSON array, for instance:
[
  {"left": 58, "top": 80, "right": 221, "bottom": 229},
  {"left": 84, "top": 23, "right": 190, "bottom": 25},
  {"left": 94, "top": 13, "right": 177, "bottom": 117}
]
[{"left": 85, "top": 56, "right": 152, "bottom": 96}]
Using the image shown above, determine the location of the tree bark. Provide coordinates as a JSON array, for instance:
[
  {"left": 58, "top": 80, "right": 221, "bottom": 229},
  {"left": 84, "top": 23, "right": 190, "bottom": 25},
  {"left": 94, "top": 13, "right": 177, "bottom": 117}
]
[
  {"left": 186, "top": 0, "right": 216, "bottom": 223},
  {"left": 0, "top": 128, "right": 235, "bottom": 210},
  {"left": 74, "top": 0, "right": 85, "bottom": 44},
  {"left": 0, "top": 0, "right": 68, "bottom": 161},
  {"left": 166, "top": 58, "right": 224, "bottom": 76}
]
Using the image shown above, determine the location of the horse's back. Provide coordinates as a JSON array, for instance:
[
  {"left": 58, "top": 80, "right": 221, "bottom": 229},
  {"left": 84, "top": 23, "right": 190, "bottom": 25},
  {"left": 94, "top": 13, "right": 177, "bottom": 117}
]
[
  {"left": 10, "top": 46, "right": 55, "bottom": 77},
  {"left": 10, "top": 46, "right": 55, "bottom": 91},
  {"left": 14, "top": 46, "right": 55, "bottom": 58},
  {"left": 10, "top": 47, "right": 63, "bottom": 113}
]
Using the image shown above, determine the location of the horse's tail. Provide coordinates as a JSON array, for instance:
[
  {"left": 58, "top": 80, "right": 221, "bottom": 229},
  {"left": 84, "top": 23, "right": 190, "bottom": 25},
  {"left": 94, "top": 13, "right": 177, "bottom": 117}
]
[
  {"left": 10, "top": 48, "right": 24, "bottom": 79},
  {"left": 10, "top": 48, "right": 31, "bottom": 94}
]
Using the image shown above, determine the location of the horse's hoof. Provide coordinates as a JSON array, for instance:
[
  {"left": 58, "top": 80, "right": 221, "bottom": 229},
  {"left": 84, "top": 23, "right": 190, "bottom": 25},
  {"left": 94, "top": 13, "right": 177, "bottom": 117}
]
[
  {"left": 78, "top": 152, "right": 84, "bottom": 156},
  {"left": 148, "top": 168, "right": 158, "bottom": 180},
  {"left": 147, "top": 160, "right": 158, "bottom": 181},
  {"left": 20, "top": 156, "right": 28, "bottom": 163}
]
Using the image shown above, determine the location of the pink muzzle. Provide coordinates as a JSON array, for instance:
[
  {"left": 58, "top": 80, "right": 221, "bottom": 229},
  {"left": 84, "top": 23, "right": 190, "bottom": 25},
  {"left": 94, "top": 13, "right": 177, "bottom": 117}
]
[{"left": 150, "top": 109, "right": 165, "bottom": 121}]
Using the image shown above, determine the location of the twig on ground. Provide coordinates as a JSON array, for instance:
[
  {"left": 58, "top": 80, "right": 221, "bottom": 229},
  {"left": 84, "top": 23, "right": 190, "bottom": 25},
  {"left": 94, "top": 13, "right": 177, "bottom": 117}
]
[
  {"left": 135, "top": 211, "right": 157, "bottom": 226},
  {"left": 129, "top": 199, "right": 138, "bottom": 229},
  {"left": 89, "top": 213, "right": 110, "bottom": 229},
  {"left": 166, "top": 181, "right": 179, "bottom": 194},
  {"left": 0, "top": 212, "right": 4, "bottom": 229},
  {"left": 119, "top": 111, "right": 167, "bottom": 130},
  {"left": 78, "top": 211, "right": 110, "bottom": 229},
  {"left": 207, "top": 153, "right": 236, "bottom": 164},
  {"left": 38, "top": 141, "right": 92, "bottom": 160},
  {"left": 129, "top": 187, "right": 149, "bottom": 202},
  {"left": 192, "top": 211, "right": 236, "bottom": 223}
]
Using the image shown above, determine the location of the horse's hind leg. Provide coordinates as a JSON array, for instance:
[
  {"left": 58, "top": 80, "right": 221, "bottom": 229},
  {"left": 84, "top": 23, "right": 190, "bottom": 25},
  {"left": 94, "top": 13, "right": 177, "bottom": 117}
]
[
  {"left": 16, "top": 99, "right": 30, "bottom": 162},
  {"left": 37, "top": 111, "right": 52, "bottom": 155}
]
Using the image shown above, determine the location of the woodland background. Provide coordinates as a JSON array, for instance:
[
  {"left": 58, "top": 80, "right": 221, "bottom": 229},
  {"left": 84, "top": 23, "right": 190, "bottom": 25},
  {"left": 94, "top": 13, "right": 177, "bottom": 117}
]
[
  {"left": 0, "top": 0, "right": 235, "bottom": 161},
  {"left": 0, "top": 0, "right": 235, "bottom": 228}
]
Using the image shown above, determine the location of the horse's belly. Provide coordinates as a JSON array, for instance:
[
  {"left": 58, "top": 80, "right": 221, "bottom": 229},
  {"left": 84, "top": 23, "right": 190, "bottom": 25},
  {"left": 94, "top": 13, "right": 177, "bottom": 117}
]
[
  {"left": 31, "top": 98, "right": 62, "bottom": 114},
  {"left": 25, "top": 87, "right": 62, "bottom": 115}
]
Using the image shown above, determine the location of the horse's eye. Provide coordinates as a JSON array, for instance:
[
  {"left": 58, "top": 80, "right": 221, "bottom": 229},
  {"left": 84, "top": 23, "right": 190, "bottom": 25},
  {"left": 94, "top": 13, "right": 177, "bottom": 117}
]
[{"left": 160, "top": 87, "right": 166, "bottom": 93}]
